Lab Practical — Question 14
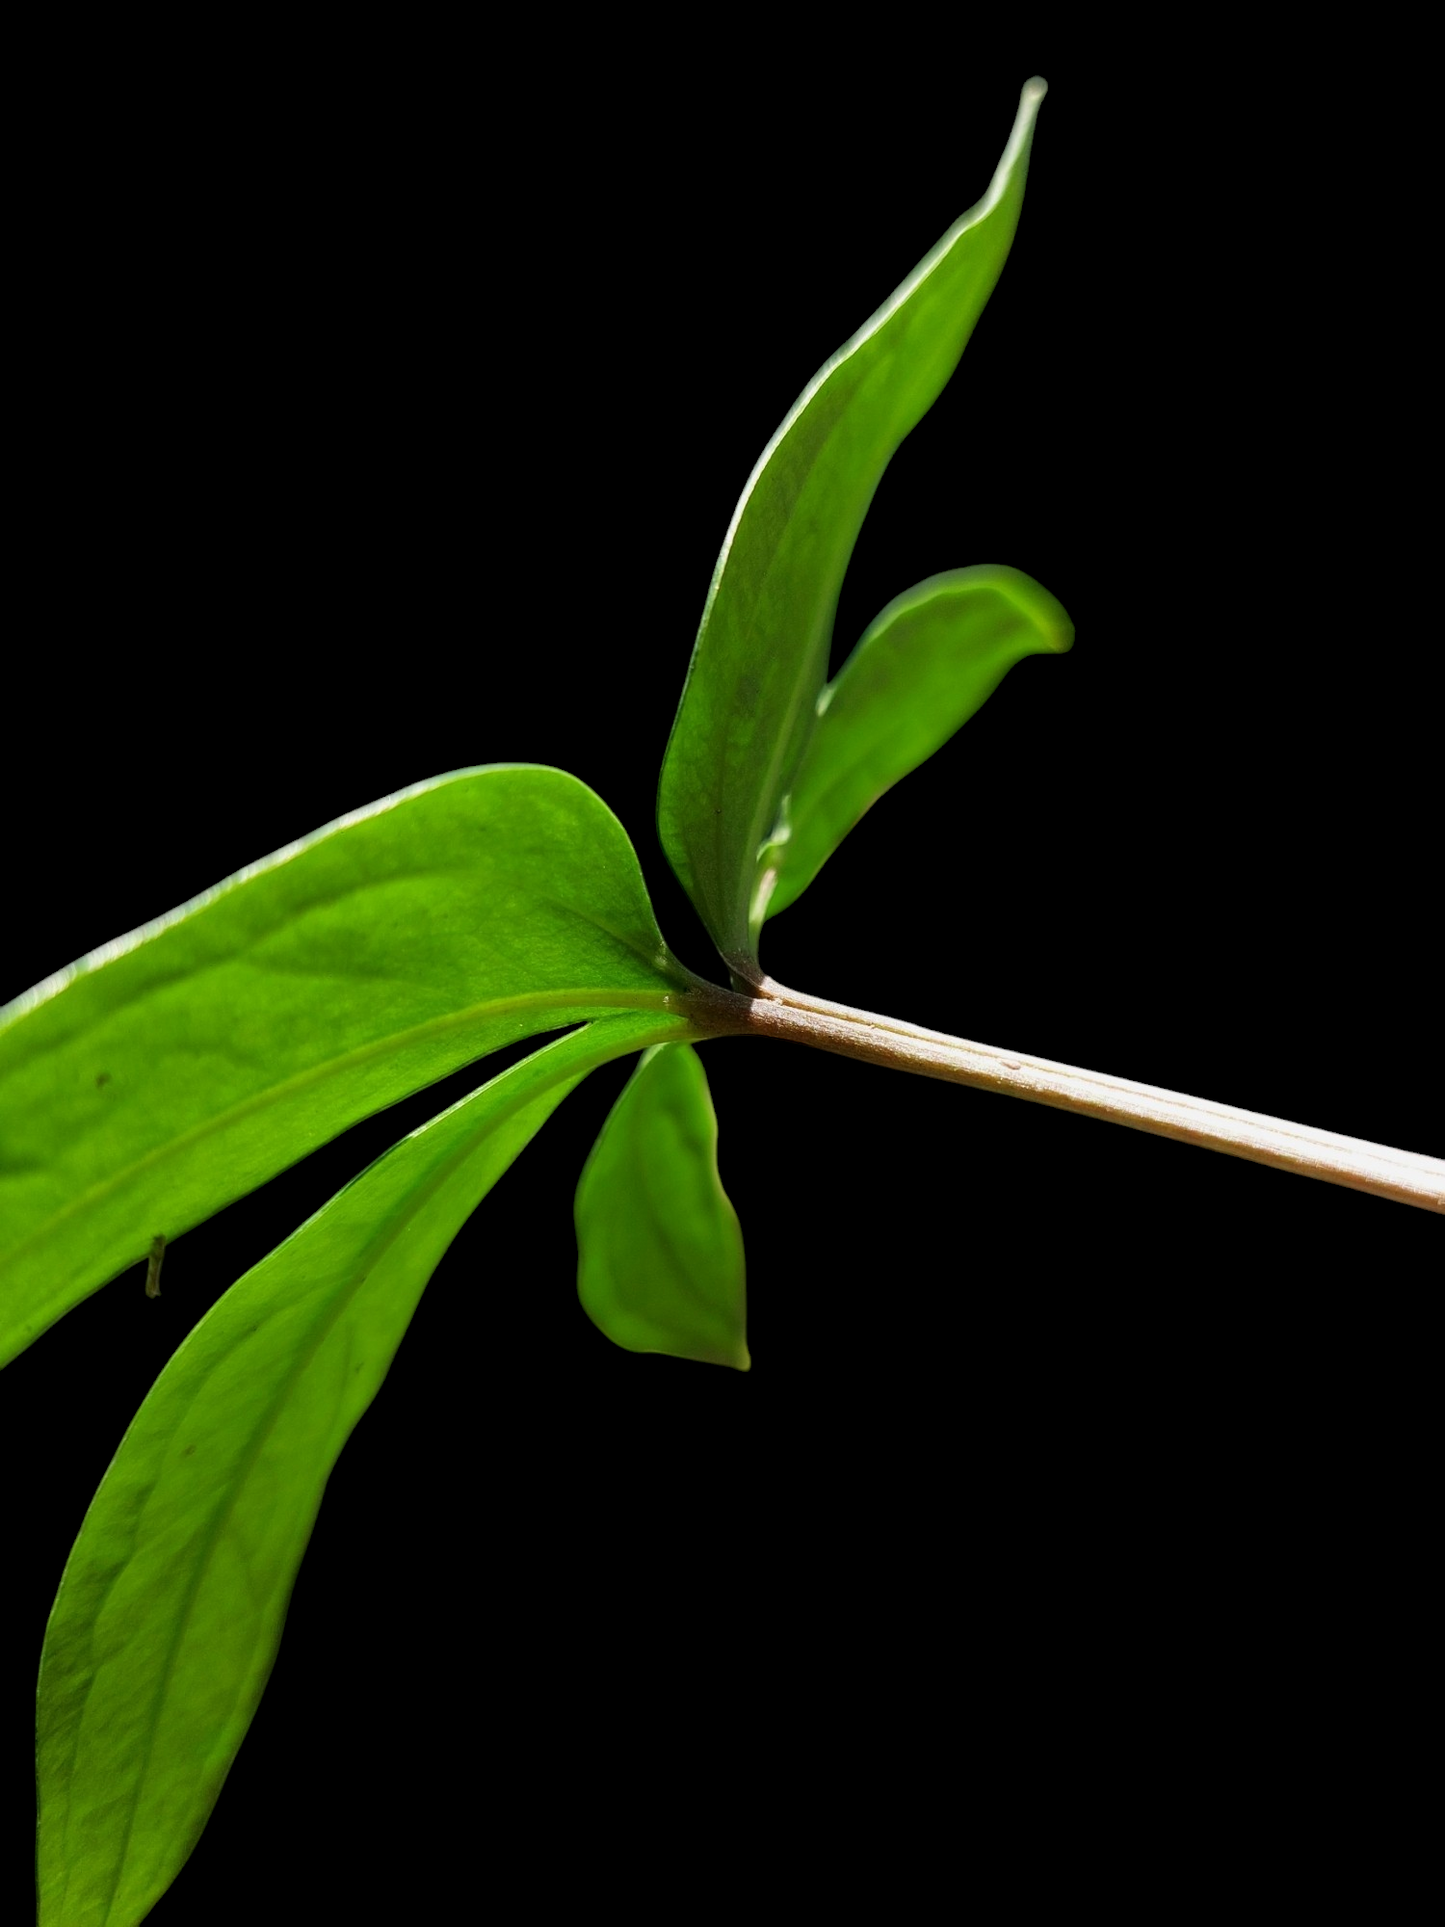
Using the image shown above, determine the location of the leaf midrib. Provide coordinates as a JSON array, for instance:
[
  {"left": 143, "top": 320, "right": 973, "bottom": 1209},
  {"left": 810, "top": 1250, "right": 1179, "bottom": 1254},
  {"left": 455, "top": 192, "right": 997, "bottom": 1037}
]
[
  {"left": 78, "top": 1019, "right": 673, "bottom": 1923},
  {"left": 1, "top": 983, "right": 675, "bottom": 1288}
]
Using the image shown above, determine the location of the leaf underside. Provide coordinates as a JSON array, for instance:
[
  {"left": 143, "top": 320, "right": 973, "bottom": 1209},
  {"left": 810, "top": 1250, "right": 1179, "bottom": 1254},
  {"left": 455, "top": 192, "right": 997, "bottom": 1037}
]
[
  {"left": 575, "top": 1042, "right": 747, "bottom": 1370},
  {"left": 36, "top": 1012, "right": 693, "bottom": 1927},
  {"left": 756, "top": 563, "right": 1074, "bottom": 925},
  {"left": 657, "top": 80, "right": 1047, "bottom": 974},
  {"left": 0, "top": 765, "right": 686, "bottom": 1368}
]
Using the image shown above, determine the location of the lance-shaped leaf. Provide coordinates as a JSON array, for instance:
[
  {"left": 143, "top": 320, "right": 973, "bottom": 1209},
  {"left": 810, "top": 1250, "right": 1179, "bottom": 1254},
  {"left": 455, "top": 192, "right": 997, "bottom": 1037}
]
[
  {"left": 755, "top": 565, "right": 1074, "bottom": 925},
  {"left": 575, "top": 1042, "right": 747, "bottom": 1370},
  {"left": 0, "top": 765, "right": 689, "bottom": 1368},
  {"left": 657, "top": 79, "right": 1047, "bottom": 976},
  {"left": 36, "top": 1010, "right": 693, "bottom": 1927}
]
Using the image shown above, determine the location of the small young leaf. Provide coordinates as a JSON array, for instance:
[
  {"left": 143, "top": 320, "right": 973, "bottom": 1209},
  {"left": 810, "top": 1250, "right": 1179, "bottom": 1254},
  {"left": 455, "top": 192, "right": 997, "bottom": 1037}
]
[
  {"left": 755, "top": 564, "right": 1074, "bottom": 927},
  {"left": 575, "top": 1042, "right": 748, "bottom": 1370},
  {"left": 657, "top": 80, "right": 1047, "bottom": 976},
  {"left": 35, "top": 1010, "right": 694, "bottom": 1927},
  {"left": 0, "top": 766, "right": 688, "bottom": 1368}
]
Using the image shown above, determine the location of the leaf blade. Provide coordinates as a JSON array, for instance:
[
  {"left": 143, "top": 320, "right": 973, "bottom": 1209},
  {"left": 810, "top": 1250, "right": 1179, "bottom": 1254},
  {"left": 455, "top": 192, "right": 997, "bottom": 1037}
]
[
  {"left": 757, "top": 564, "right": 1074, "bottom": 922},
  {"left": 575, "top": 1042, "right": 747, "bottom": 1370},
  {"left": 0, "top": 765, "right": 687, "bottom": 1367},
  {"left": 656, "top": 80, "right": 1047, "bottom": 971},
  {"left": 35, "top": 1010, "right": 692, "bottom": 1927}
]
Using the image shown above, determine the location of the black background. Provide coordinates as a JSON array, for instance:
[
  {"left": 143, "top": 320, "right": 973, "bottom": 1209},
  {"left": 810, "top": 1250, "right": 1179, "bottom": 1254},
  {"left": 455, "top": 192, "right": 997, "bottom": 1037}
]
[{"left": 5, "top": 24, "right": 1438, "bottom": 1920}]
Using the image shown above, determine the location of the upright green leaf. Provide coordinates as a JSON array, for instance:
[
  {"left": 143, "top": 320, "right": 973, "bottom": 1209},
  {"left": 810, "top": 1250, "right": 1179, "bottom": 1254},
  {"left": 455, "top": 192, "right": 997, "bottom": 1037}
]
[
  {"left": 657, "top": 79, "right": 1047, "bottom": 975},
  {"left": 755, "top": 565, "right": 1074, "bottom": 925},
  {"left": 0, "top": 765, "right": 689, "bottom": 1367},
  {"left": 36, "top": 1011, "right": 694, "bottom": 1927},
  {"left": 575, "top": 1042, "right": 747, "bottom": 1370}
]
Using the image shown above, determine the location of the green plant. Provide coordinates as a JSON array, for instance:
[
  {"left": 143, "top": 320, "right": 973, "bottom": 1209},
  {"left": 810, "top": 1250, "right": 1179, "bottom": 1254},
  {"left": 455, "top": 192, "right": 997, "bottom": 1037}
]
[{"left": 4, "top": 77, "right": 1441, "bottom": 1923}]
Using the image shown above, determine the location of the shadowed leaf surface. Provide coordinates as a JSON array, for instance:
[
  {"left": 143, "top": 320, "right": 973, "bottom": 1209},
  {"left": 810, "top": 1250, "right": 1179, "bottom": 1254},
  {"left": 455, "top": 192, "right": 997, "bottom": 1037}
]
[
  {"left": 35, "top": 1012, "right": 695, "bottom": 1927},
  {"left": 575, "top": 1042, "right": 748, "bottom": 1369},
  {"left": 0, "top": 767, "right": 686, "bottom": 1367}
]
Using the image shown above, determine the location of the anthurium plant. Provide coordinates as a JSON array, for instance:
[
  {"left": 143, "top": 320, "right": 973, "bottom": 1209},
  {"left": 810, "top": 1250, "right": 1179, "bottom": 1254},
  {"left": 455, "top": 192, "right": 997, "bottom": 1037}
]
[{"left": 4, "top": 79, "right": 1441, "bottom": 1924}]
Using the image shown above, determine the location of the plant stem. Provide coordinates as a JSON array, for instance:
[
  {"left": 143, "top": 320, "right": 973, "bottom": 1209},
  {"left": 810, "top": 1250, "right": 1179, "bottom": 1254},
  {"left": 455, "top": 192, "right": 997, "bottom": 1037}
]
[{"left": 675, "top": 976, "right": 1445, "bottom": 1213}]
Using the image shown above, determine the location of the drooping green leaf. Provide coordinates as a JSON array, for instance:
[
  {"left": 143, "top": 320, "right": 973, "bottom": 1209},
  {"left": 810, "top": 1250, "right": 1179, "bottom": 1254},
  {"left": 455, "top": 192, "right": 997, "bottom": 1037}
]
[
  {"left": 36, "top": 1010, "right": 694, "bottom": 1927},
  {"left": 657, "top": 79, "right": 1047, "bottom": 976},
  {"left": 755, "top": 565, "right": 1074, "bottom": 925},
  {"left": 0, "top": 765, "right": 690, "bottom": 1368},
  {"left": 575, "top": 1042, "right": 747, "bottom": 1370}
]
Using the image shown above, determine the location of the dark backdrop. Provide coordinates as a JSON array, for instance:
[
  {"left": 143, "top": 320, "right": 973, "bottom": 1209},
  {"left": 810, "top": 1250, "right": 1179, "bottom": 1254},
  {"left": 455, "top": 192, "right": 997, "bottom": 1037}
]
[{"left": 5, "top": 27, "right": 1437, "bottom": 1920}]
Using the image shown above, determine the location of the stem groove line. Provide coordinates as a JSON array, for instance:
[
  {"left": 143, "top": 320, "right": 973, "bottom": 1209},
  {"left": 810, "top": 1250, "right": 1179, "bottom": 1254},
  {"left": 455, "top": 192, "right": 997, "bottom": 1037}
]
[{"left": 679, "top": 978, "right": 1445, "bottom": 1213}]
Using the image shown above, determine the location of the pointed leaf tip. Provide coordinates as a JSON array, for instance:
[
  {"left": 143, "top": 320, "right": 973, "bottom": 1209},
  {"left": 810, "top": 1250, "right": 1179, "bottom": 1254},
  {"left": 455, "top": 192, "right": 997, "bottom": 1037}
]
[
  {"left": 657, "top": 83, "right": 1048, "bottom": 969},
  {"left": 756, "top": 564, "right": 1074, "bottom": 926},
  {"left": 575, "top": 1043, "right": 748, "bottom": 1370},
  {"left": 35, "top": 1013, "right": 695, "bottom": 1923}
]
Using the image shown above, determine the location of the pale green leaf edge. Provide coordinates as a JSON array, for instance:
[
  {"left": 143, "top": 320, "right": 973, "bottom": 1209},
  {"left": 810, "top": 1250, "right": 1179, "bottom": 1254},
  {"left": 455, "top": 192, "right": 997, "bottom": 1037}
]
[
  {"left": 36, "top": 1010, "right": 697, "bottom": 1927},
  {"left": 656, "top": 78, "right": 1047, "bottom": 970},
  {"left": 0, "top": 764, "right": 688, "bottom": 1369}
]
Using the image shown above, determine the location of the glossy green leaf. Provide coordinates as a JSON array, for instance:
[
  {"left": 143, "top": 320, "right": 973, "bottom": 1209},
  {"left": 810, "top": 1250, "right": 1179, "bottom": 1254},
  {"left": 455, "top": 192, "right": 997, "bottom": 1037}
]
[
  {"left": 0, "top": 766, "right": 689, "bottom": 1368},
  {"left": 575, "top": 1042, "right": 747, "bottom": 1369},
  {"left": 657, "top": 79, "right": 1047, "bottom": 976},
  {"left": 756, "top": 564, "right": 1074, "bottom": 924},
  {"left": 36, "top": 1011, "right": 693, "bottom": 1927}
]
